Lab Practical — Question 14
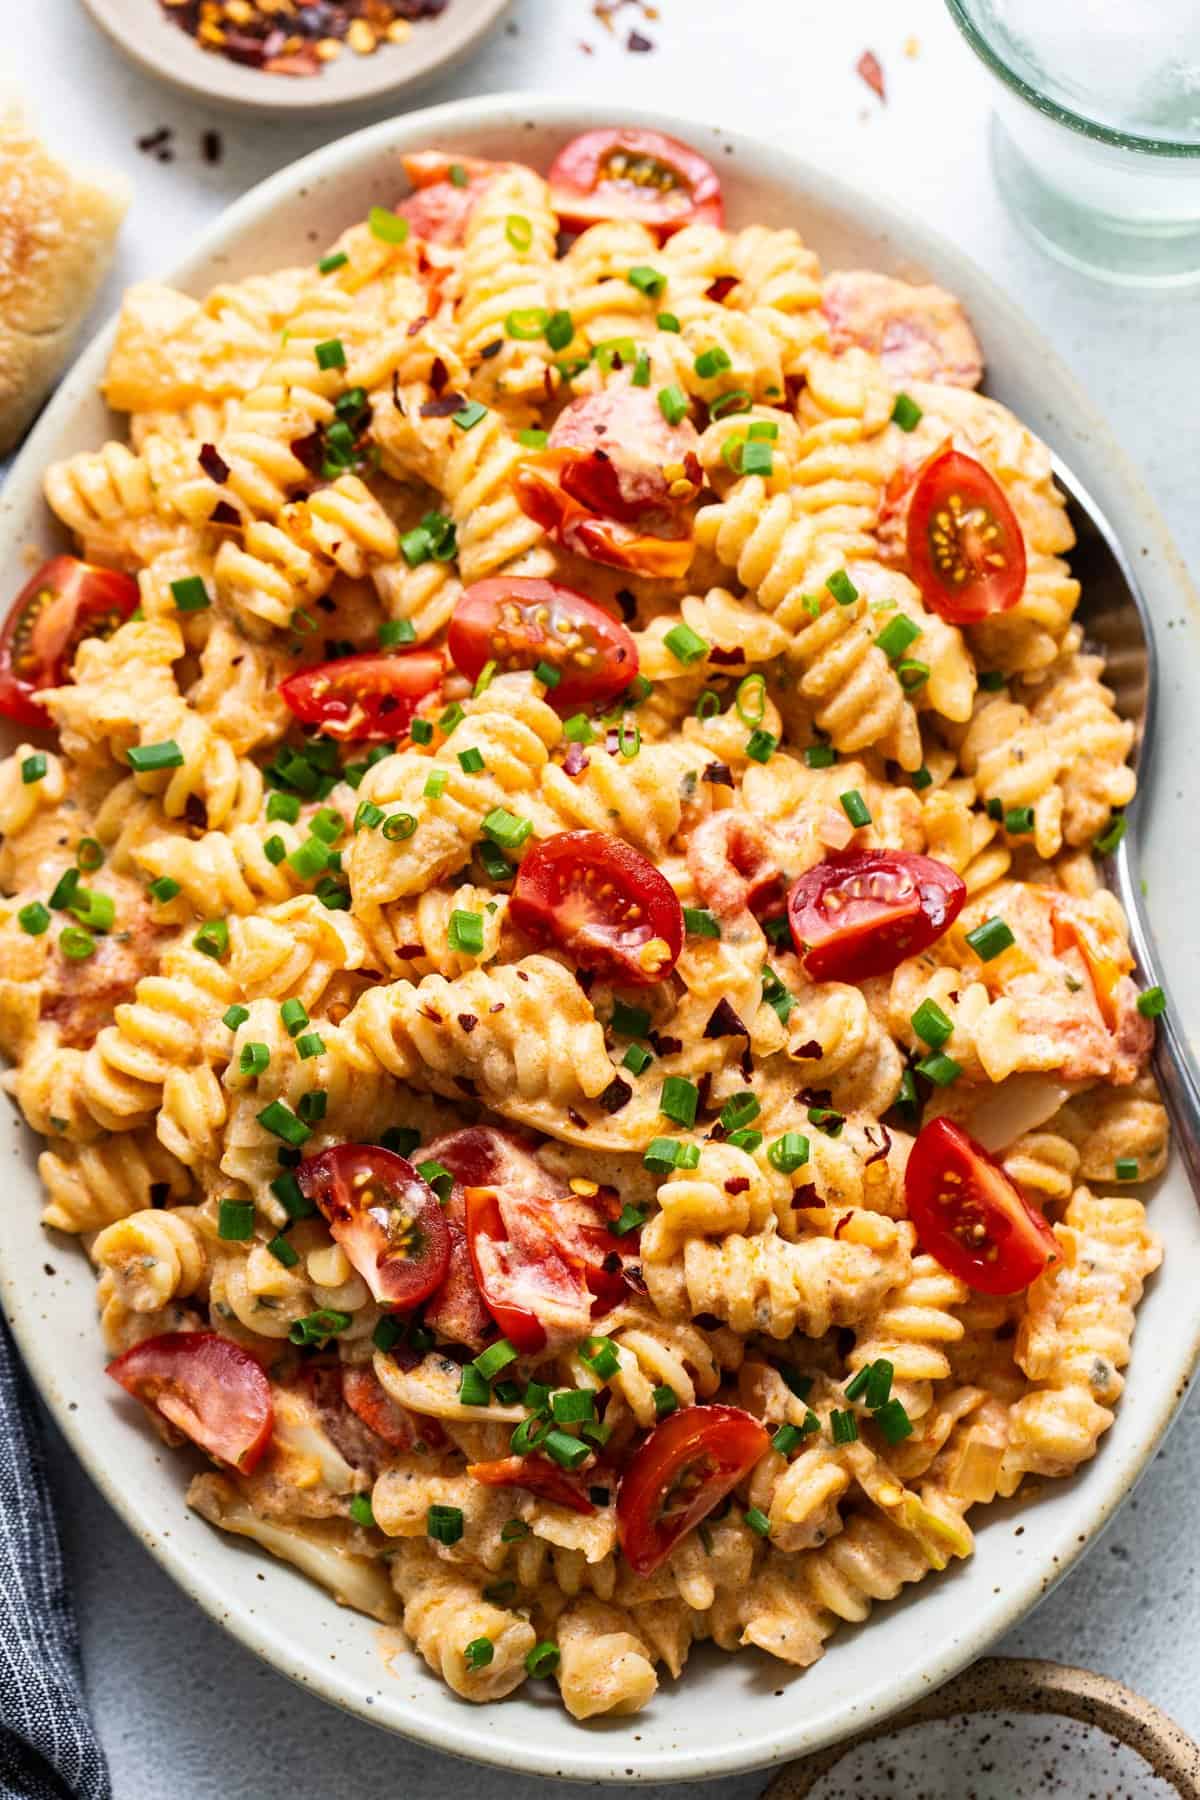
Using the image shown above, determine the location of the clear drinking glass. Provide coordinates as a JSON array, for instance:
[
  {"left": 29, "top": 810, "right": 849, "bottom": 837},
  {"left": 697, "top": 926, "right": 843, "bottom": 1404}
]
[{"left": 946, "top": 0, "right": 1200, "bottom": 284}]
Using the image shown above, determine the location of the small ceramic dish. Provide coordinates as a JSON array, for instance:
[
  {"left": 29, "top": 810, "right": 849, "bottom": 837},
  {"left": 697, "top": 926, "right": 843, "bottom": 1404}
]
[
  {"left": 2, "top": 93, "right": 1200, "bottom": 1784},
  {"left": 76, "top": 0, "right": 511, "bottom": 116}
]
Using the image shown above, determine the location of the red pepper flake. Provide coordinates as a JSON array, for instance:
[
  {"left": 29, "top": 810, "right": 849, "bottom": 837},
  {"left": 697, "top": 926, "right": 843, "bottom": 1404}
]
[
  {"left": 627, "top": 29, "right": 654, "bottom": 51},
  {"left": 210, "top": 501, "right": 241, "bottom": 527},
  {"left": 856, "top": 50, "right": 886, "bottom": 103},
  {"left": 202, "top": 129, "right": 223, "bottom": 165},
  {"left": 791, "top": 1183, "right": 821, "bottom": 1210},
  {"left": 706, "top": 276, "right": 737, "bottom": 304},
  {"left": 579, "top": 40, "right": 594, "bottom": 53},
  {"left": 198, "top": 443, "right": 229, "bottom": 484},
  {"left": 136, "top": 127, "right": 172, "bottom": 154}
]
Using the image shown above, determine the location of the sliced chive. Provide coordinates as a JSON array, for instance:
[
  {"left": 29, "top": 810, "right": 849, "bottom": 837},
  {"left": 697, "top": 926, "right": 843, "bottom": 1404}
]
[
  {"left": 127, "top": 740, "right": 183, "bottom": 773},
  {"left": 464, "top": 1636, "right": 494, "bottom": 1671},
  {"left": 266, "top": 791, "right": 301, "bottom": 824},
  {"left": 67, "top": 889, "right": 114, "bottom": 932},
  {"left": 1094, "top": 814, "right": 1127, "bottom": 855},
  {"left": 839, "top": 789, "right": 871, "bottom": 828},
  {"left": 694, "top": 346, "right": 732, "bottom": 379},
  {"left": 613, "top": 1203, "right": 645, "bottom": 1236},
  {"left": 505, "top": 213, "right": 533, "bottom": 251},
  {"left": 505, "top": 305, "right": 550, "bottom": 340},
  {"left": 457, "top": 746, "right": 486, "bottom": 774},
  {"left": 20, "top": 753, "right": 47, "bottom": 784},
  {"left": 663, "top": 622, "right": 709, "bottom": 666},
  {"left": 683, "top": 906, "right": 721, "bottom": 939},
  {"left": 448, "top": 909, "right": 485, "bottom": 955},
  {"left": 865, "top": 1359, "right": 894, "bottom": 1410},
  {"left": 75, "top": 837, "right": 104, "bottom": 872},
  {"left": 239, "top": 1042, "right": 270, "bottom": 1077},
  {"left": 915, "top": 1051, "right": 962, "bottom": 1087},
  {"left": 628, "top": 264, "right": 666, "bottom": 297},
  {"left": 875, "top": 614, "right": 922, "bottom": 661},
  {"left": 965, "top": 916, "right": 1014, "bottom": 962},
  {"left": 1137, "top": 986, "right": 1166, "bottom": 1018},
  {"left": 349, "top": 1494, "right": 376, "bottom": 1529},
  {"left": 1115, "top": 1157, "right": 1140, "bottom": 1180},
  {"left": 658, "top": 385, "right": 688, "bottom": 426},
  {"left": 621, "top": 1043, "right": 652, "bottom": 1076},
  {"left": 899, "top": 654, "right": 932, "bottom": 688},
  {"left": 652, "top": 1384, "right": 679, "bottom": 1419},
  {"left": 726, "top": 1128, "right": 763, "bottom": 1153},
  {"left": 632, "top": 349, "right": 651, "bottom": 387},
  {"left": 826, "top": 570, "right": 858, "bottom": 606},
  {"left": 170, "top": 575, "right": 210, "bottom": 613},
  {"left": 711, "top": 388, "right": 752, "bottom": 419},
  {"left": 745, "top": 1504, "right": 771, "bottom": 1537},
  {"left": 544, "top": 310, "right": 574, "bottom": 351},
  {"left": 890, "top": 393, "right": 923, "bottom": 432},
  {"left": 657, "top": 310, "right": 681, "bottom": 332},
  {"left": 314, "top": 338, "right": 347, "bottom": 371},
  {"left": 382, "top": 812, "right": 417, "bottom": 841},
  {"left": 271, "top": 1171, "right": 314, "bottom": 1221},
  {"left": 772, "top": 1424, "right": 803, "bottom": 1457},
  {"left": 525, "top": 1642, "right": 560, "bottom": 1678},
  {"left": 533, "top": 658, "right": 562, "bottom": 690},
  {"left": 874, "top": 1398, "right": 913, "bottom": 1444},
  {"left": 542, "top": 1429, "right": 589, "bottom": 1471},
  {"left": 17, "top": 901, "right": 50, "bottom": 936},
  {"left": 452, "top": 401, "right": 488, "bottom": 432},
  {"left": 193, "top": 918, "right": 229, "bottom": 960},
  {"left": 217, "top": 1197, "right": 255, "bottom": 1242},
  {"left": 745, "top": 729, "right": 778, "bottom": 764},
  {"left": 611, "top": 1000, "right": 651, "bottom": 1038},
  {"left": 482, "top": 807, "right": 532, "bottom": 850},
  {"left": 911, "top": 998, "right": 953, "bottom": 1049},
  {"left": 579, "top": 1336, "right": 620, "bottom": 1380},
  {"left": 551, "top": 1388, "right": 595, "bottom": 1425},
  {"left": 660, "top": 1076, "right": 698, "bottom": 1128},
  {"left": 263, "top": 836, "right": 287, "bottom": 866},
  {"left": 830, "top": 1409, "right": 858, "bottom": 1445},
  {"left": 768, "top": 1132, "right": 809, "bottom": 1174},
  {"left": 719, "top": 1091, "right": 760, "bottom": 1132},
  {"left": 318, "top": 249, "right": 349, "bottom": 273},
  {"left": 267, "top": 1234, "right": 300, "bottom": 1268},
  {"left": 256, "top": 1100, "right": 310, "bottom": 1146},
  {"left": 459, "top": 1365, "right": 491, "bottom": 1407},
  {"left": 368, "top": 206, "right": 409, "bottom": 244},
  {"left": 741, "top": 439, "right": 773, "bottom": 478}
]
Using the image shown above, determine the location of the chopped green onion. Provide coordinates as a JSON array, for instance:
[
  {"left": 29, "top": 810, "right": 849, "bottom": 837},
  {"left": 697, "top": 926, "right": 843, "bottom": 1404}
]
[
  {"left": 660, "top": 1076, "right": 698, "bottom": 1128},
  {"left": 628, "top": 264, "right": 666, "bottom": 297},
  {"left": 314, "top": 338, "right": 346, "bottom": 370},
  {"left": 726, "top": 1128, "right": 763, "bottom": 1153},
  {"left": 1095, "top": 814, "right": 1127, "bottom": 855},
  {"left": 683, "top": 906, "right": 721, "bottom": 939},
  {"left": 978, "top": 669, "right": 1007, "bottom": 692},
  {"left": 368, "top": 206, "right": 409, "bottom": 244},
  {"left": 218, "top": 1198, "right": 255, "bottom": 1241},
  {"left": 415, "top": 1158, "right": 452, "bottom": 1201},
  {"left": 652, "top": 1384, "right": 679, "bottom": 1419},
  {"left": 966, "top": 916, "right": 1015, "bottom": 961},
  {"left": 741, "top": 439, "right": 774, "bottom": 477},
  {"left": 505, "top": 213, "right": 533, "bottom": 251},
  {"left": 780, "top": 1368, "right": 813, "bottom": 1401},
  {"left": 500, "top": 1517, "right": 530, "bottom": 1542},
  {"left": 768, "top": 1132, "right": 810, "bottom": 1174},
  {"left": 839, "top": 789, "right": 871, "bottom": 828},
  {"left": 745, "top": 729, "right": 778, "bottom": 764},
  {"left": 428, "top": 1504, "right": 464, "bottom": 1545},
  {"left": 544, "top": 310, "right": 574, "bottom": 351},
  {"left": 622, "top": 1043, "right": 652, "bottom": 1076},
  {"left": 256, "top": 1100, "right": 310, "bottom": 1146},
  {"left": 658, "top": 384, "right": 688, "bottom": 426},
  {"left": 268, "top": 1235, "right": 300, "bottom": 1269},
  {"left": 911, "top": 766, "right": 933, "bottom": 791},
  {"left": 423, "top": 771, "right": 447, "bottom": 801},
  {"left": 533, "top": 658, "right": 562, "bottom": 691},
  {"left": 239, "top": 1042, "right": 270, "bottom": 1077},
  {"left": 664, "top": 622, "right": 709, "bottom": 666},
  {"left": 458, "top": 1365, "right": 491, "bottom": 1408},
  {"left": 170, "top": 575, "right": 210, "bottom": 613},
  {"left": 710, "top": 388, "right": 752, "bottom": 419},
  {"left": 551, "top": 1388, "right": 595, "bottom": 1425},
  {"left": 563, "top": 713, "right": 595, "bottom": 745},
  {"left": 1137, "top": 986, "right": 1166, "bottom": 1018},
  {"left": 890, "top": 393, "right": 923, "bottom": 432},
  {"left": 719, "top": 1091, "right": 760, "bottom": 1132},
  {"left": 379, "top": 617, "right": 417, "bottom": 648},
  {"left": 506, "top": 305, "right": 550, "bottom": 340},
  {"left": 464, "top": 1636, "right": 494, "bottom": 1672},
  {"left": 263, "top": 836, "right": 287, "bottom": 866},
  {"left": 804, "top": 743, "right": 837, "bottom": 769},
  {"left": 474, "top": 1339, "right": 518, "bottom": 1381},
  {"left": 915, "top": 1051, "right": 962, "bottom": 1087},
  {"left": 296, "top": 1033, "right": 325, "bottom": 1061},
  {"left": 897, "top": 658, "right": 931, "bottom": 692},
  {"left": 349, "top": 1494, "right": 376, "bottom": 1529},
  {"left": 543, "top": 1429, "right": 590, "bottom": 1471},
  {"left": 735, "top": 672, "right": 766, "bottom": 725},
  {"left": 807, "top": 1105, "right": 844, "bottom": 1137},
  {"left": 1004, "top": 806, "right": 1035, "bottom": 835},
  {"left": 127, "top": 740, "right": 183, "bottom": 773},
  {"left": 875, "top": 615, "right": 922, "bottom": 662},
  {"left": 745, "top": 1505, "right": 771, "bottom": 1537},
  {"left": 518, "top": 427, "right": 549, "bottom": 448},
  {"left": 267, "top": 791, "right": 301, "bottom": 824},
  {"left": 452, "top": 401, "right": 488, "bottom": 431},
  {"left": 280, "top": 998, "right": 309, "bottom": 1037},
  {"left": 611, "top": 1000, "right": 650, "bottom": 1038},
  {"left": 525, "top": 1642, "right": 560, "bottom": 1678},
  {"left": 911, "top": 998, "right": 953, "bottom": 1048},
  {"left": 482, "top": 807, "right": 532, "bottom": 850},
  {"left": 448, "top": 909, "right": 485, "bottom": 955},
  {"left": 448, "top": 163, "right": 469, "bottom": 187},
  {"left": 694, "top": 346, "right": 732, "bottom": 379},
  {"left": 271, "top": 1170, "right": 315, "bottom": 1221},
  {"left": 354, "top": 800, "right": 385, "bottom": 833},
  {"left": 826, "top": 570, "right": 858, "bottom": 607},
  {"left": 632, "top": 349, "right": 651, "bottom": 387},
  {"left": 75, "top": 837, "right": 104, "bottom": 872},
  {"left": 318, "top": 250, "right": 348, "bottom": 273},
  {"left": 382, "top": 812, "right": 417, "bottom": 841},
  {"left": 223, "top": 1004, "right": 249, "bottom": 1031},
  {"left": 457, "top": 746, "right": 486, "bottom": 775},
  {"left": 1115, "top": 1157, "right": 1140, "bottom": 1180},
  {"left": 21, "top": 753, "right": 47, "bottom": 784},
  {"left": 613, "top": 1203, "right": 645, "bottom": 1236},
  {"left": 657, "top": 311, "right": 681, "bottom": 332},
  {"left": 830, "top": 1409, "right": 858, "bottom": 1445},
  {"left": 18, "top": 901, "right": 50, "bottom": 936},
  {"left": 874, "top": 1398, "right": 913, "bottom": 1444},
  {"left": 193, "top": 918, "right": 229, "bottom": 960},
  {"left": 67, "top": 888, "right": 114, "bottom": 932},
  {"left": 579, "top": 1337, "right": 620, "bottom": 1380},
  {"left": 643, "top": 1137, "right": 698, "bottom": 1174},
  {"left": 378, "top": 1126, "right": 420, "bottom": 1160},
  {"left": 864, "top": 1360, "right": 894, "bottom": 1410},
  {"left": 772, "top": 1425, "right": 803, "bottom": 1457}
]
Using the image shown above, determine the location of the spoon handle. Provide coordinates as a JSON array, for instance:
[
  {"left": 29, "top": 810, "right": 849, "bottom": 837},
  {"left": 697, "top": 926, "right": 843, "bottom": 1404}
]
[{"left": 1153, "top": 1011, "right": 1200, "bottom": 1200}]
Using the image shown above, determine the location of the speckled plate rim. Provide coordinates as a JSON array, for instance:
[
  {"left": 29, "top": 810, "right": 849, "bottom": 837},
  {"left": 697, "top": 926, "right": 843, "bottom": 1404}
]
[
  {"left": 3, "top": 94, "right": 1200, "bottom": 1785},
  {"left": 76, "top": 0, "right": 512, "bottom": 115}
]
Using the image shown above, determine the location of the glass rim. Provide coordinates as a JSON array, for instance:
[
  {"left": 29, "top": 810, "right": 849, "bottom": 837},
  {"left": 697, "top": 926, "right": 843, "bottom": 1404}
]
[{"left": 945, "top": 0, "right": 1200, "bottom": 159}]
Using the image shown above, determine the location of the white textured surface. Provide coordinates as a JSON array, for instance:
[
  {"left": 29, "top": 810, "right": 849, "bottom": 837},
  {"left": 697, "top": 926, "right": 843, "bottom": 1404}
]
[{"left": 13, "top": 0, "right": 1200, "bottom": 1792}]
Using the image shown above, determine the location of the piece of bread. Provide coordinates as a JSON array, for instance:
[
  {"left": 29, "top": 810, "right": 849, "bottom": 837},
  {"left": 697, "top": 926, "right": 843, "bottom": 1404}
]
[{"left": 0, "top": 94, "right": 130, "bottom": 453}]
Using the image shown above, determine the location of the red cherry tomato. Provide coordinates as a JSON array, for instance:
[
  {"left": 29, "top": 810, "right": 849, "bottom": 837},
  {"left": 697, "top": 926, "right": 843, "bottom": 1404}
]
[
  {"left": 448, "top": 578, "right": 637, "bottom": 710},
  {"left": 511, "top": 830, "right": 684, "bottom": 986},
  {"left": 438, "top": 1125, "right": 629, "bottom": 1353},
  {"left": 279, "top": 650, "right": 441, "bottom": 743},
  {"left": 617, "top": 1404, "right": 769, "bottom": 1577},
  {"left": 549, "top": 128, "right": 723, "bottom": 239},
  {"left": 514, "top": 450, "right": 695, "bottom": 580},
  {"left": 297, "top": 1144, "right": 451, "bottom": 1310},
  {"left": 787, "top": 850, "right": 966, "bottom": 983},
  {"left": 550, "top": 383, "right": 701, "bottom": 526},
  {"left": 0, "top": 556, "right": 139, "bottom": 730},
  {"left": 397, "top": 151, "right": 498, "bottom": 246},
  {"left": 904, "top": 1117, "right": 1058, "bottom": 1295},
  {"left": 468, "top": 1454, "right": 596, "bottom": 1515},
  {"left": 905, "top": 446, "right": 1026, "bottom": 624},
  {"left": 106, "top": 1331, "right": 273, "bottom": 1473},
  {"left": 421, "top": 1217, "right": 494, "bottom": 1351}
]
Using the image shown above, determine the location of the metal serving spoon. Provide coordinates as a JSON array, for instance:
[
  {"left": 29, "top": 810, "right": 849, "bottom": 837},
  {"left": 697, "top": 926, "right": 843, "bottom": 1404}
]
[{"left": 1053, "top": 456, "right": 1200, "bottom": 1196}]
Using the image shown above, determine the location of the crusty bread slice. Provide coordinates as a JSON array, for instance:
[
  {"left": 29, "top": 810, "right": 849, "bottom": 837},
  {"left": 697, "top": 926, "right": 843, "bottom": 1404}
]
[{"left": 0, "top": 93, "right": 130, "bottom": 453}]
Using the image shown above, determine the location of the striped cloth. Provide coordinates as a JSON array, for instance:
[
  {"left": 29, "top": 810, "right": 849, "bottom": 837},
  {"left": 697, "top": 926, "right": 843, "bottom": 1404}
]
[{"left": 0, "top": 1314, "right": 111, "bottom": 1800}]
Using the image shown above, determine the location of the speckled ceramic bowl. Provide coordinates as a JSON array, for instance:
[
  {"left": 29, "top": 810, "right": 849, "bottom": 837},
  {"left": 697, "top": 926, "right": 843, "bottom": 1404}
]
[
  {"left": 2, "top": 95, "right": 1200, "bottom": 1784},
  {"left": 77, "top": 0, "right": 511, "bottom": 116}
]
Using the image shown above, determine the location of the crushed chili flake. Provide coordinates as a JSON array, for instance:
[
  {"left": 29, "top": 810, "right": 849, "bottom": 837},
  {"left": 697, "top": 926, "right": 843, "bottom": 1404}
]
[
  {"left": 201, "top": 129, "right": 223, "bottom": 165},
  {"left": 157, "top": 0, "right": 449, "bottom": 78},
  {"left": 627, "top": 28, "right": 653, "bottom": 50},
  {"left": 856, "top": 50, "right": 886, "bottom": 102},
  {"left": 136, "top": 127, "right": 173, "bottom": 153},
  {"left": 198, "top": 442, "right": 229, "bottom": 483}
]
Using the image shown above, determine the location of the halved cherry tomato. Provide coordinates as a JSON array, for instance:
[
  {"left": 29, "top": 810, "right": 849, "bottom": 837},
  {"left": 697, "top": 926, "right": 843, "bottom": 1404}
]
[
  {"left": 905, "top": 1117, "right": 1058, "bottom": 1295},
  {"left": 550, "top": 382, "right": 701, "bottom": 526},
  {"left": 468, "top": 1454, "right": 596, "bottom": 1515},
  {"left": 341, "top": 1364, "right": 416, "bottom": 1449},
  {"left": 297, "top": 1144, "right": 451, "bottom": 1309},
  {"left": 549, "top": 128, "right": 723, "bottom": 239},
  {"left": 279, "top": 650, "right": 441, "bottom": 743},
  {"left": 433, "top": 1125, "right": 630, "bottom": 1353},
  {"left": 397, "top": 150, "right": 499, "bottom": 246},
  {"left": 0, "top": 556, "right": 139, "bottom": 730},
  {"left": 905, "top": 445, "right": 1026, "bottom": 624},
  {"left": 107, "top": 1331, "right": 273, "bottom": 1473},
  {"left": 617, "top": 1404, "right": 769, "bottom": 1577},
  {"left": 422, "top": 1217, "right": 494, "bottom": 1351},
  {"left": 788, "top": 850, "right": 965, "bottom": 983},
  {"left": 448, "top": 577, "right": 637, "bottom": 709},
  {"left": 511, "top": 830, "right": 684, "bottom": 985},
  {"left": 514, "top": 449, "right": 695, "bottom": 580}
]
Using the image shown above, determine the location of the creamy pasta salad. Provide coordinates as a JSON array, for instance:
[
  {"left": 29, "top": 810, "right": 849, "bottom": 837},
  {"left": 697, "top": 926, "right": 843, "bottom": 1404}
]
[{"left": 0, "top": 127, "right": 1167, "bottom": 1720}]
